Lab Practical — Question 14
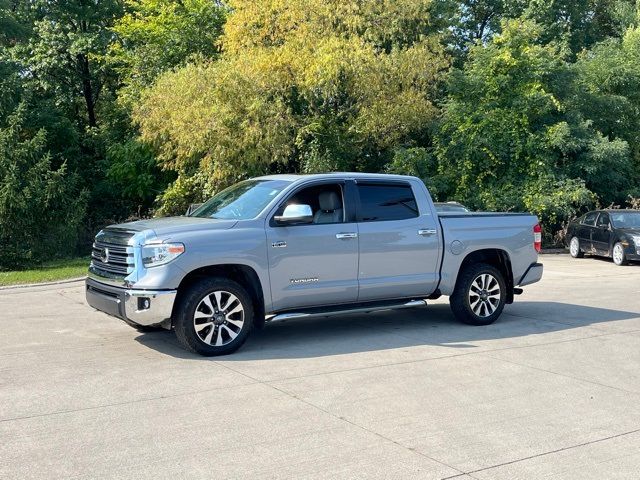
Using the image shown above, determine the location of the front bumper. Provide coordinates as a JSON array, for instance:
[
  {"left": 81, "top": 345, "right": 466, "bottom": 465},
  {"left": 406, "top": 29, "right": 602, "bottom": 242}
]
[
  {"left": 518, "top": 262, "right": 543, "bottom": 286},
  {"left": 86, "top": 278, "right": 177, "bottom": 327}
]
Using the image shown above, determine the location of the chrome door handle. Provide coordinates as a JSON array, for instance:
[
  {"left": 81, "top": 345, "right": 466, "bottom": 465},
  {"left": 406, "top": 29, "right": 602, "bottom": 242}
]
[
  {"left": 418, "top": 229, "right": 437, "bottom": 236},
  {"left": 336, "top": 232, "right": 358, "bottom": 239}
]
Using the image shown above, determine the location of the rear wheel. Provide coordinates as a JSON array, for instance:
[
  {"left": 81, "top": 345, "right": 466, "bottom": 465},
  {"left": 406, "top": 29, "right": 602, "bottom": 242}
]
[
  {"left": 450, "top": 263, "right": 506, "bottom": 326},
  {"left": 612, "top": 242, "right": 628, "bottom": 266},
  {"left": 174, "top": 278, "right": 254, "bottom": 356},
  {"left": 569, "top": 237, "right": 584, "bottom": 258}
]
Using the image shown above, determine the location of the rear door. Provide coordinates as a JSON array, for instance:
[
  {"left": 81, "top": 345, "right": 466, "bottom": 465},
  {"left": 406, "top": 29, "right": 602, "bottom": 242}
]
[
  {"left": 265, "top": 181, "right": 359, "bottom": 311},
  {"left": 577, "top": 211, "right": 598, "bottom": 252},
  {"left": 592, "top": 212, "right": 612, "bottom": 255},
  {"left": 355, "top": 180, "right": 440, "bottom": 302}
]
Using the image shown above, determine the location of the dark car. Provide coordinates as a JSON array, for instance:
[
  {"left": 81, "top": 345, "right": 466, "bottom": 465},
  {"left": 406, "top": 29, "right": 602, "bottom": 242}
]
[
  {"left": 566, "top": 210, "right": 640, "bottom": 265},
  {"left": 434, "top": 201, "right": 469, "bottom": 213}
]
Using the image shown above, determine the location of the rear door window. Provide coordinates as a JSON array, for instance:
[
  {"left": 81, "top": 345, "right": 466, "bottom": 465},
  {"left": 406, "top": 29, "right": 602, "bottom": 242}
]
[
  {"left": 582, "top": 212, "right": 598, "bottom": 226},
  {"left": 357, "top": 183, "right": 419, "bottom": 222},
  {"left": 596, "top": 213, "right": 610, "bottom": 228}
]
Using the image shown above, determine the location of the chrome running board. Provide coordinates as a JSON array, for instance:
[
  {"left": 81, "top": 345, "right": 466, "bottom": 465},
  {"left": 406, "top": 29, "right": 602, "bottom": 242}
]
[{"left": 267, "top": 299, "right": 427, "bottom": 323}]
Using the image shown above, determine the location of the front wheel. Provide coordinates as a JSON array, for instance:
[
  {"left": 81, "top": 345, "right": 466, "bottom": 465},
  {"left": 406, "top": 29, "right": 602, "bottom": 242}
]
[
  {"left": 174, "top": 278, "right": 254, "bottom": 356},
  {"left": 450, "top": 263, "right": 507, "bottom": 326},
  {"left": 612, "top": 242, "right": 628, "bottom": 266}
]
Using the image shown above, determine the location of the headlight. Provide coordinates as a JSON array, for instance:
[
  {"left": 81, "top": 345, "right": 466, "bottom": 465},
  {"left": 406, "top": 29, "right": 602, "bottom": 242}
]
[
  {"left": 631, "top": 235, "right": 640, "bottom": 247},
  {"left": 142, "top": 242, "right": 185, "bottom": 268}
]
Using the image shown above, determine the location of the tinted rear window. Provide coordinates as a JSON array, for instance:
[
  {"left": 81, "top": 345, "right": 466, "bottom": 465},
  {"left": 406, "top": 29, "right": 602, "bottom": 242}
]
[{"left": 357, "top": 184, "right": 419, "bottom": 222}]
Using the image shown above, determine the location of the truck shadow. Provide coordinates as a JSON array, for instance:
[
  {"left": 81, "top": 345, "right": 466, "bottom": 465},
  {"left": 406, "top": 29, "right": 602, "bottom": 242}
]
[{"left": 134, "top": 301, "right": 640, "bottom": 361}]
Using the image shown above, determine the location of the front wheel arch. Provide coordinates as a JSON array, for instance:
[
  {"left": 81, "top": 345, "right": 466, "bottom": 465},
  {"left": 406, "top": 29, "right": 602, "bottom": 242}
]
[{"left": 173, "top": 263, "right": 266, "bottom": 329}]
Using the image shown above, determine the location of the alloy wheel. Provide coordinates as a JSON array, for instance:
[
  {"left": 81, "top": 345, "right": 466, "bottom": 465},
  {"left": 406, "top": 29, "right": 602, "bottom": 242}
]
[
  {"left": 570, "top": 237, "right": 580, "bottom": 257},
  {"left": 193, "top": 290, "right": 245, "bottom": 346},
  {"left": 613, "top": 243, "right": 625, "bottom": 266},
  {"left": 468, "top": 273, "right": 501, "bottom": 317}
]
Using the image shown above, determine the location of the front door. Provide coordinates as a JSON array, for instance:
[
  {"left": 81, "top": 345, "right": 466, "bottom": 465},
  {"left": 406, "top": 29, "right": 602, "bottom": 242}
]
[
  {"left": 265, "top": 182, "right": 359, "bottom": 311},
  {"left": 355, "top": 181, "right": 440, "bottom": 302}
]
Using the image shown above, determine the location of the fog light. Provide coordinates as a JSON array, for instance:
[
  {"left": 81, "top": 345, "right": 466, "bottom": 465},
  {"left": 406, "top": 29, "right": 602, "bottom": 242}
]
[{"left": 138, "top": 297, "right": 151, "bottom": 310}]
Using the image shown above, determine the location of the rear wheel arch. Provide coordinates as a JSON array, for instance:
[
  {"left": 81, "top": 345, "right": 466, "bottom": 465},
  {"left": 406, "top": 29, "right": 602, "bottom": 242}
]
[
  {"left": 174, "top": 264, "right": 266, "bottom": 328},
  {"left": 455, "top": 249, "right": 514, "bottom": 304}
]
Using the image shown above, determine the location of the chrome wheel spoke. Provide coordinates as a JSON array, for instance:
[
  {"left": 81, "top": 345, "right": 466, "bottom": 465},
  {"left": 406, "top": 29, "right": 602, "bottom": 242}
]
[
  {"left": 221, "top": 325, "right": 238, "bottom": 341},
  {"left": 214, "top": 327, "right": 224, "bottom": 346},
  {"left": 194, "top": 321, "right": 213, "bottom": 333},
  {"left": 226, "top": 318, "right": 243, "bottom": 328},
  {"left": 226, "top": 302, "right": 243, "bottom": 317},
  {"left": 221, "top": 293, "right": 239, "bottom": 312},
  {"left": 201, "top": 295, "right": 215, "bottom": 313},
  {"left": 203, "top": 326, "right": 216, "bottom": 345},
  {"left": 212, "top": 291, "right": 223, "bottom": 311},
  {"left": 470, "top": 299, "right": 481, "bottom": 311}
]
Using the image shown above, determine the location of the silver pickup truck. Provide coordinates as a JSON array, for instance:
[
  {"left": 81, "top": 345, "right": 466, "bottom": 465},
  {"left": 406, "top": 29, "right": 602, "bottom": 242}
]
[{"left": 86, "top": 173, "right": 543, "bottom": 356}]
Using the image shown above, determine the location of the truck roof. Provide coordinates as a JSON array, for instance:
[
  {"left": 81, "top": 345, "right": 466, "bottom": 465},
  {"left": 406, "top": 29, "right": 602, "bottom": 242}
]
[{"left": 254, "top": 172, "right": 416, "bottom": 183}]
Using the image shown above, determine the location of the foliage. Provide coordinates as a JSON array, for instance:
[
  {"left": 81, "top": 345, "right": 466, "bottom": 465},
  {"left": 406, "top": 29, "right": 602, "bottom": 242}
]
[
  {"left": 427, "top": 18, "right": 635, "bottom": 241},
  {"left": 105, "top": 138, "right": 174, "bottom": 210},
  {"left": 136, "top": 0, "right": 448, "bottom": 210},
  {"left": 110, "top": 0, "right": 227, "bottom": 103},
  {"left": 12, "top": 0, "right": 124, "bottom": 128},
  {"left": 3, "top": 0, "right": 640, "bottom": 262},
  {"left": 0, "top": 108, "right": 87, "bottom": 269}
]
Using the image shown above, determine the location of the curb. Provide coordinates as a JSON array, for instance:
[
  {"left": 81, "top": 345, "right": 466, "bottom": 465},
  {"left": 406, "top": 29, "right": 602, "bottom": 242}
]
[
  {"left": 540, "top": 248, "right": 567, "bottom": 254},
  {"left": 0, "top": 277, "right": 86, "bottom": 291}
]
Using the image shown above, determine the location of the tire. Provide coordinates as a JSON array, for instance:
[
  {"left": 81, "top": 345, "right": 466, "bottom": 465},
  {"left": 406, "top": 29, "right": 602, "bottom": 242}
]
[
  {"left": 612, "top": 242, "right": 628, "bottom": 266},
  {"left": 569, "top": 237, "right": 584, "bottom": 258},
  {"left": 450, "top": 263, "right": 507, "bottom": 326},
  {"left": 174, "top": 277, "right": 254, "bottom": 356}
]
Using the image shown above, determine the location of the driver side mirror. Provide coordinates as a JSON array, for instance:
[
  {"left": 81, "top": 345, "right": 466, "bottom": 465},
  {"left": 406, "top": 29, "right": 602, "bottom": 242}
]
[{"left": 274, "top": 204, "right": 313, "bottom": 224}]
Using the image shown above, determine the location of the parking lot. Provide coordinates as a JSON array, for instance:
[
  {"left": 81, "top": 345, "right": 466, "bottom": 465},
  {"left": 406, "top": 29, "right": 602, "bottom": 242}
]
[{"left": 2, "top": 254, "right": 640, "bottom": 479}]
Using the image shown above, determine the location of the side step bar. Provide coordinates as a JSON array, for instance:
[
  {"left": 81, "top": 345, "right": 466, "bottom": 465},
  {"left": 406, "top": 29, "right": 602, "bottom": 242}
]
[{"left": 267, "top": 299, "right": 428, "bottom": 323}]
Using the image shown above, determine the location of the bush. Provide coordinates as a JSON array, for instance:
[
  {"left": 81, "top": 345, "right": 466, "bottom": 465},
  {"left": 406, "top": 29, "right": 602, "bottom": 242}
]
[{"left": 0, "top": 109, "right": 87, "bottom": 269}]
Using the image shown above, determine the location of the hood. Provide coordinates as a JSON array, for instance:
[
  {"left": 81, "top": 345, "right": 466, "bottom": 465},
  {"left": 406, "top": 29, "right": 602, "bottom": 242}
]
[{"left": 110, "top": 216, "right": 238, "bottom": 238}]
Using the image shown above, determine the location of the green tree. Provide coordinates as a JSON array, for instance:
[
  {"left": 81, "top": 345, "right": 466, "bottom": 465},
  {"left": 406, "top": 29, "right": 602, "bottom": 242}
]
[
  {"left": 433, "top": 19, "right": 631, "bottom": 239},
  {"left": 0, "top": 106, "right": 87, "bottom": 269},
  {"left": 574, "top": 17, "right": 640, "bottom": 194},
  {"left": 12, "top": 0, "right": 124, "bottom": 129},
  {"left": 110, "top": 0, "right": 227, "bottom": 103},
  {"left": 438, "top": 0, "right": 637, "bottom": 59},
  {"left": 136, "top": 0, "right": 449, "bottom": 214}
]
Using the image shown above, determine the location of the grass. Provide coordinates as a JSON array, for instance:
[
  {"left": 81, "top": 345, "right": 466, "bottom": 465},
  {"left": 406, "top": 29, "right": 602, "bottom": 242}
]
[{"left": 0, "top": 257, "right": 89, "bottom": 287}]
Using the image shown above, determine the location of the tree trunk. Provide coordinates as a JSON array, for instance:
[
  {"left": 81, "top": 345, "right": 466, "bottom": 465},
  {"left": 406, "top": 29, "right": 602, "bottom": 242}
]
[{"left": 78, "top": 54, "right": 96, "bottom": 128}]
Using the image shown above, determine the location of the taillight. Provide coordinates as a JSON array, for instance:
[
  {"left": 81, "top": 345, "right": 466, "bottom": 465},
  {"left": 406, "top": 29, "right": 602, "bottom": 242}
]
[{"left": 533, "top": 223, "right": 542, "bottom": 253}]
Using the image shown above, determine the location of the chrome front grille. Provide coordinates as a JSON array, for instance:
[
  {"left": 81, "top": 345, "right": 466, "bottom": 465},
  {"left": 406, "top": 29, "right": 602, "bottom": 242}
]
[{"left": 90, "top": 229, "right": 136, "bottom": 277}]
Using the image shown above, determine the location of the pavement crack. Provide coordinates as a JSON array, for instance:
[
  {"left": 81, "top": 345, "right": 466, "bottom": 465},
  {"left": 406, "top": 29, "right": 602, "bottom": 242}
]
[{"left": 439, "top": 428, "right": 640, "bottom": 479}]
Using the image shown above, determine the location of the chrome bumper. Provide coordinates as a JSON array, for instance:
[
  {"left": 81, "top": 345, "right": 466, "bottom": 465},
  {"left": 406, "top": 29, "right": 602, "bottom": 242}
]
[
  {"left": 86, "top": 278, "right": 177, "bottom": 328},
  {"left": 518, "top": 262, "right": 543, "bottom": 287}
]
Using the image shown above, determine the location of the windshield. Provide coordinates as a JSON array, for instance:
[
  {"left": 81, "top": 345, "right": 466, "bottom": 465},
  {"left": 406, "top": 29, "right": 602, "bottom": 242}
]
[
  {"left": 189, "top": 180, "right": 289, "bottom": 220},
  {"left": 610, "top": 211, "right": 640, "bottom": 228}
]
